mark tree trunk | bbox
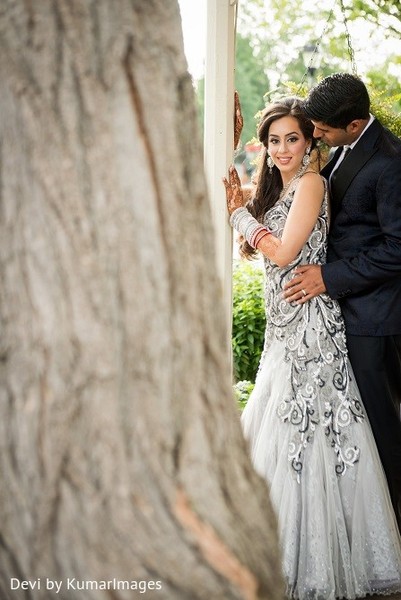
[0,1,284,598]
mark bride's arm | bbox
[257,173,324,267]
[224,166,324,268]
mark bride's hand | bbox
[223,165,244,215]
[234,91,243,150]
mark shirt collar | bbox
[348,113,375,150]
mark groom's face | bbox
[310,119,367,148]
[310,121,352,148]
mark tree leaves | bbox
[232,261,266,382]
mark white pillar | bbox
[204,0,237,344]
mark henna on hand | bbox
[234,91,243,150]
[223,165,244,215]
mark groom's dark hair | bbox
[303,73,370,129]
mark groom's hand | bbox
[283,264,326,303]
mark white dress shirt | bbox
[330,113,376,181]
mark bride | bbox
[224,96,401,599]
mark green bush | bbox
[369,89,401,138]
[232,260,266,382]
[283,81,401,139]
[233,379,255,411]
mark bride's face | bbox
[267,116,310,181]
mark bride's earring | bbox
[267,154,274,174]
[302,147,311,167]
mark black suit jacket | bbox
[321,119,401,335]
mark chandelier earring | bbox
[302,147,311,167]
[267,154,274,174]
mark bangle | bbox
[230,207,271,248]
[252,229,272,248]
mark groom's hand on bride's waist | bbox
[283,265,326,304]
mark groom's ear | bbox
[346,120,364,135]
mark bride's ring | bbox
[301,289,307,297]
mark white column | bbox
[204,0,237,343]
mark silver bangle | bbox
[230,207,265,247]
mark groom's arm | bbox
[284,155,401,303]
[322,155,401,297]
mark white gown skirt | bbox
[241,339,401,600]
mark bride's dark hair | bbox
[240,96,319,259]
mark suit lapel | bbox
[321,146,343,179]
[331,120,382,205]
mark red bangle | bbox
[249,225,268,248]
[252,228,272,248]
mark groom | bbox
[284,73,401,530]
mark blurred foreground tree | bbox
[0,1,284,599]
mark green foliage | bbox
[275,79,401,139]
[235,33,270,146]
[348,0,401,37]
[233,380,255,411]
[195,33,269,147]
[232,261,266,383]
[194,1,401,152]
[195,77,205,139]
[367,69,401,111]
[237,0,401,92]
[370,89,401,137]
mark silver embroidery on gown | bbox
[241,176,401,600]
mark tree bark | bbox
[0,1,284,598]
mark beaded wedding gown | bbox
[241,175,401,600]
